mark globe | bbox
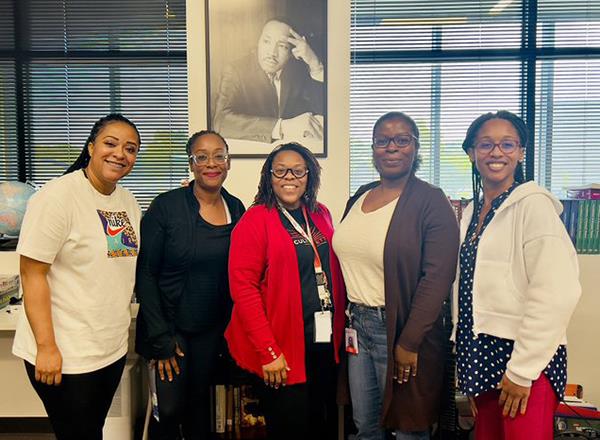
[0,181,37,237]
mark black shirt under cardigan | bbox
[278,207,333,348]
[135,183,245,360]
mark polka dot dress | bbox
[456,183,567,399]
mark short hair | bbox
[372,111,422,173]
[185,130,228,156]
[461,110,527,207]
[64,113,140,175]
[254,142,321,212]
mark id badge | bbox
[314,310,332,343]
[345,327,359,354]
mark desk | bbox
[0,304,143,439]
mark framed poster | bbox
[206,0,327,157]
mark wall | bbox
[566,255,600,404]
[186,0,351,219]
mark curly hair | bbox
[461,110,527,208]
[253,142,321,212]
[64,113,141,175]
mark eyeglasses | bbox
[189,152,229,166]
[372,134,418,149]
[270,167,309,179]
[474,138,520,154]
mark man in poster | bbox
[213,19,324,144]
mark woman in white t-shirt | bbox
[12,114,142,440]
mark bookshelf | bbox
[209,353,267,440]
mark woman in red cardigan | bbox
[225,142,346,439]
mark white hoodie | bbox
[451,181,581,387]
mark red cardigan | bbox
[225,203,346,385]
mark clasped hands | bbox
[262,353,290,389]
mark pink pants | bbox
[474,374,558,440]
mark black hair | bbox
[64,113,141,175]
[185,130,229,157]
[372,111,422,173]
[254,142,321,212]
[461,110,527,208]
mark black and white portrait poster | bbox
[206,0,327,157]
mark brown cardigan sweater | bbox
[341,175,459,431]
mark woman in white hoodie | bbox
[454,111,581,439]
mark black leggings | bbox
[258,343,338,440]
[150,327,222,440]
[25,355,126,440]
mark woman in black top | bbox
[135,130,245,439]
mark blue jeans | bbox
[347,303,430,440]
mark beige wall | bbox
[566,255,600,404]
[186,0,350,220]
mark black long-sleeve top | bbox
[135,183,245,359]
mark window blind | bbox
[0,1,17,182]
[10,0,188,209]
[351,0,600,198]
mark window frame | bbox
[350,0,600,194]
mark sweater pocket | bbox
[474,260,523,317]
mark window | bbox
[351,0,600,198]
[2,0,188,209]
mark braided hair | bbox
[461,110,527,210]
[64,114,141,175]
[254,142,321,212]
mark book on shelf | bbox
[560,199,600,254]
[215,384,227,434]
[566,183,600,200]
[212,384,266,438]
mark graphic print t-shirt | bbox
[278,207,333,347]
[13,170,141,373]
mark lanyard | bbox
[278,203,332,309]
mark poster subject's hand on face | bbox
[281,112,323,141]
[288,28,322,74]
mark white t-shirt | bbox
[332,190,397,307]
[12,170,141,374]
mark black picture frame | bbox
[205,0,328,158]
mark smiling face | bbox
[86,121,139,190]
[271,149,308,210]
[189,133,230,192]
[468,118,524,193]
[257,20,292,75]
[372,118,418,181]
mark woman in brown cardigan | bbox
[333,111,459,439]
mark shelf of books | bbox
[209,353,267,440]
[449,183,600,255]
[561,184,600,255]
[210,384,266,439]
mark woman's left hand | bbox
[393,345,418,384]
[498,374,531,418]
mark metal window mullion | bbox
[523,0,537,182]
